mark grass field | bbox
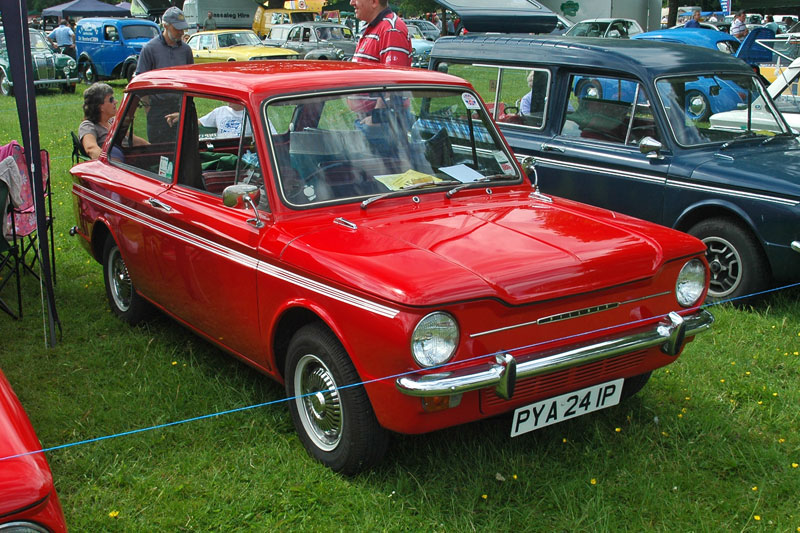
[1,83,799,531]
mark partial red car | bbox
[0,370,67,532]
[70,61,713,474]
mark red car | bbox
[70,61,713,474]
[0,370,67,532]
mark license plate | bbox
[510,378,624,437]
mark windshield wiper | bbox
[445,174,515,198]
[360,180,448,209]
[719,131,763,150]
[761,131,798,146]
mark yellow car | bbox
[186,30,298,62]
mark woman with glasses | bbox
[79,82,118,160]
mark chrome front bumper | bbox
[396,309,714,400]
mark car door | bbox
[531,73,669,223]
[146,94,267,358]
[284,26,304,53]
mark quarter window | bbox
[443,63,550,129]
[109,90,181,183]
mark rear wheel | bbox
[688,217,768,302]
[81,59,97,84]
[102,237,151,324]
[124,63,136,82]
[285,323,388,475]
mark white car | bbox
[709,55,800,132]
[564,18,643,38]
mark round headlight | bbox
[676,258,706,307]
[411,312,459,368]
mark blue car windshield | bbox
[656,73,788,146]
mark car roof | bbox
[77,17,157,25]
[127,61,468,99]
[573,18,635,23]
[192,29,258,35]
[430,34,752,78]
[632,28,738,47]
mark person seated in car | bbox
[80,83,146,160]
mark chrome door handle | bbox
[147,198,173,212]
[541,143,565,153]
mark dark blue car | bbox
[430,35,799,301]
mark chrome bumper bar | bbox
[396,309,714,400]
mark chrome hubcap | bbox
[294,354,342,451]
[703,236,741,298]
[108,248,132,311]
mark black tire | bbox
[124,63,136,83]
[685,89,710,121]
[285,323,388,475]
[621,372,651,401]
[102,237,151,325]
[62,83,76,93]
[688,217,768,302]
[0,70,13,96]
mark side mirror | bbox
[223,183,264,228]
[639,136,664,159]
[521,156,538,188]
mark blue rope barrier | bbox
[3,280,799,464]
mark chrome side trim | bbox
[73,185,400,319]
[396,309,714,398]
[532,155,799,207]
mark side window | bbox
[104,25,118,41]
[199,34,213,49]
[562,75,660,146]
[288,27,301,41]
[109,91,182,182]
[184,96,267,209]
[443,63,549,129]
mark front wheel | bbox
[285,323,388,475]
[687,217,768,302]
[102,237,151,324]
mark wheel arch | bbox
[272,305,331,381]
[673,200,772,275]
[88,219,114,264]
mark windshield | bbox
[656,73,788,146]
[266,88,521,207]
[28,30,52,50]
[121,24,159,40]
[218,31,262,47]
[566,21,610,37]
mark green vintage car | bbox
[0,27,79,96]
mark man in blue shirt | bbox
[684,10,702,28]
[48,19,75,58]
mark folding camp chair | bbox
[3,143,56,284]
[71,131,89,165]
[0,180,22,319]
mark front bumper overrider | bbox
[396,309,714,400]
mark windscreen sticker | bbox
[158,156,173,179]
[462,92,481,110]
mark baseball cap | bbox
[163,7,189,30]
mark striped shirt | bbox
[352,8,412,67]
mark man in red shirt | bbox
[351,0,412,66]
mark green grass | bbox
[1,85,800,531]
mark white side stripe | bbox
[73,185,401,319]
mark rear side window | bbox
[442,63,550,129]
